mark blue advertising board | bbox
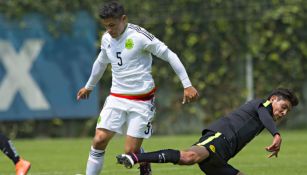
[0,12,99,120]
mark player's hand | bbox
[77,87,92,100]
[265,134,282,158]
[267,150,279,158]
[182,86,199,104]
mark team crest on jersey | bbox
[97,115,101,124]
[209,145,216,153]
[125,38,134,49]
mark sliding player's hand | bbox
[182,86,199,104]
[267,150,279,158]
[265,134,282,158]
[77,87,92,100]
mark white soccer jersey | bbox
[85,23,191,95]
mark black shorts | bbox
[193,130,239,175]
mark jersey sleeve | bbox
[84,50,108,90]
[257,105,279,136]
[85,36,110,90]
[143,35,168,58]
[159,49,192,88]
[142,35,192,88]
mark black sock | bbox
[0,133,20,164]
[132,149,180,164]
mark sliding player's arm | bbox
[258,106,281,158]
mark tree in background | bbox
[0,0,306,136]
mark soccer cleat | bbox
[15,158,31,175]
[116,154,135,169]
[139,162,152,175]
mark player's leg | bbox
[178,145,210,165]
[0,133,20,164]
[116,130,211,168]
[86,128,115,175]
[124,98,155,175]
[237,172,245,175]
[196,130,240,175]
[117,146,209,167]
[0,133,31,175]
[118,97,181,170]
[118,109,182,168]
[138,146,152,175]
[86,96,127,175]
[124,136,154,175]
[117,149,181,167]
[124,135,143,153]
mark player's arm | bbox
[143,35,199,104]
[258,106,282,158]
[266,133,281,158]
[77,50,108,100]
[159,49,199,104]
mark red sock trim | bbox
[131,153,139,163]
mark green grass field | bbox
[0,130,306,175]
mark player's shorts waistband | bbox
[110,87,157,101]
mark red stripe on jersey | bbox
[110,87,157,101]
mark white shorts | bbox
[96,95,156,138]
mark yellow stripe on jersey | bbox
[263,100,271,107]
[196,132,222,146]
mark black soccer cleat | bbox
[139,162,152,175]
[116,154,135,169]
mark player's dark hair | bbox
[267,88,299,107]
[99,1,125,19]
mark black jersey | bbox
[206,99,279,159]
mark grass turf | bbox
[0,130,306,175]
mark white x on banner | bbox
[0,39,50,111]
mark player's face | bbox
[271,96,292,121]
[101,15,127,38]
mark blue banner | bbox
[0,12,99,120]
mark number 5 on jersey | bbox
[116,52,122,66]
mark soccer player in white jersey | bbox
[76,1,199,175]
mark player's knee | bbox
[180,151,201,165]
[92,133,109,149]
